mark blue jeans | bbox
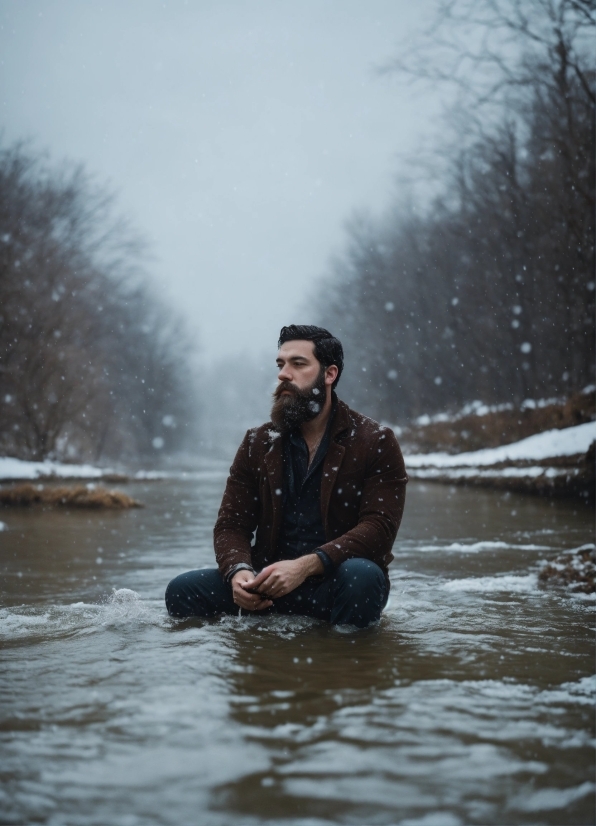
[165,558,389,628]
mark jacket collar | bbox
[329,394,352,441]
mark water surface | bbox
[1,471,594,825]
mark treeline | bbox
[317,0,594,422]
[0,143,198,462]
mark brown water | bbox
[0,469,594,826]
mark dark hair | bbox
[278,325,344,389]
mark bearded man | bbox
[165,325,408,628]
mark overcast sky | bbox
[0,0,441,363]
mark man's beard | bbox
[270,369,326,432]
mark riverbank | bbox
[396,387,595,453]
[1,389,594,501]
[0,483,143,509]
[0,456,163,483]
[403,422,595,501]
[395,388,595,501]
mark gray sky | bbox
[0,0,440,362]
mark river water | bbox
[0,468,594,826]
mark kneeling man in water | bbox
[166,325,408,628]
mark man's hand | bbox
[245,555,324,600]
[231,569,273,612]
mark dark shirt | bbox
[277,404,336,576]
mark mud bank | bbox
[0,483,143,509]
[539,544,596,594]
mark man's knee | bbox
[165,568,228,618]
[335,558,386,594]
[165,572,191,617]
[332,558,388,626]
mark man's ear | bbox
[325,365,339,385]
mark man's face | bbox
[270,340,328,431]
[275,340,322,393]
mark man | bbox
[165,325,408,628]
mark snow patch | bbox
[409,395,576,428]
[410,466,574,480]
[405,422,596,468]
[0,456,109,480]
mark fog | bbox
[1,1,592,463]
[0,0,440,364]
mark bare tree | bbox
[0,142,199,462]
[315,0,594,422]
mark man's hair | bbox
[278,325,344,389]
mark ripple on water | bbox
[0,478,594,825]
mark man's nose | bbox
[277,364,293,382]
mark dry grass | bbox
[0,483,143,509]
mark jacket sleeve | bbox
[213,430,260,580]
[318,428,408,570]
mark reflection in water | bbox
[0,475,594,825]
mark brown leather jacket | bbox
[213,397,408,583]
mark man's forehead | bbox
[277,340,316,359]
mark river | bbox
[0,468,594,826]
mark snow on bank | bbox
[409,385,595,428]
[0,457,221,482]
[404,422,596,468]
[0,456,110,481]
[1,420,594,483]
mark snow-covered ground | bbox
[403,421,596,468]
[0,457,110,481]
[0,457,229,482]
[0,421,593,483]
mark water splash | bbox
[0,588,160,642]
[97,587,151,625]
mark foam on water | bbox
[416,540,551,553]
[217,612,318,638]
[399,813,463,826]
[0,609,51,638]
[541,674,596,706]
[443,573,539,593]
[453,675,596,707]
[509,781,596,812]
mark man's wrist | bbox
[314,549,334,577]
[226,563,255,583]
[300,553,325,577]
